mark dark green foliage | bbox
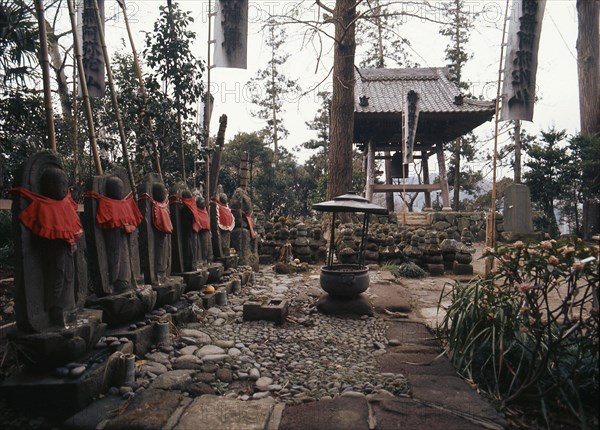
[0,0,38,86]
[144,2,204,118]
[220,132,313,217]
[144,2,205,182]
[523,129,570,237]
[439,0,481,210]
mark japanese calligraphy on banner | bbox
[78,0,105,97]
[501,0,546,122]
[403,90,420,163]
[213,0,248,69]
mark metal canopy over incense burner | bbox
[312,193,388,298]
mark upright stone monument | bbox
[10,150,104,367]
[169,184,209,290]
[502,183,540,241]
[83,168,156,325]
[209,189,237,269]
[137,174,184,307]
[230,186,258,270]
[196,194,224,283]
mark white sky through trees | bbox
[96,0,579,178]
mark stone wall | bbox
[254,211,503,266]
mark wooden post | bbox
[422,150,432,210]
[384,150,394,211]
[205,0,215,204]
[487,0,511,276]
[72,40,79,185]
[91,0,136,196]
[34,0,56,151]
[365,140,375,201]
[67,0,102,175]
[436,144,451,210]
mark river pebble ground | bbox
[120,267,410,404]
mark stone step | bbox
[395,212,430,226]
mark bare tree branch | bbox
[315,0,334,15]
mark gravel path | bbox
[128,268,410,404]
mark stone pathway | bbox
[64,252,507,430]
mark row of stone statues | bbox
[10,151,258,366]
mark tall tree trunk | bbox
[46,21,72,120]
[576,0,600,135]
[327,0,356,200]
[271,32,279,165]
[209,115,228,197]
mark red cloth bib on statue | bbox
[11,187,83,246]
[243,212,257,240]
[212,198,235,231]
[85,191,142,233]
[181,197,210,232]
[152,199,173,234]
[196,207,210,231]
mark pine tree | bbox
[356,0,413,68]
[246,20,300,165]
[439,0,479,210]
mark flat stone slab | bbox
[385,321,439,347]
[104,389,185,430]
[378,352,457,377]
[316,295,373,316]
[174,395,276,430]
[279,396,370,430]
[370,396,486,430]
[63,395,125,430]
[369,278,413,313]
[409,374,506,427]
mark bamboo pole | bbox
[204,0,214,204]
[72,41,79,185]
[34,0,56,151]
[401,112,407,224]
[67,0,102,175]
[90,0,136,197]
[487,0,511,276]
[118,0,162,180]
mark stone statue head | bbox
[152,182,168,202]
[105,176,125,200]
[40,167,68,200]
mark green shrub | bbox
[393,262,428,279]
[437,239,599,428]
